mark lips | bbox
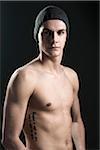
[49,46,60,49]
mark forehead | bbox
[40,19,66,31]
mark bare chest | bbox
[28,73,74,113]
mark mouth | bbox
[49,47,60,50]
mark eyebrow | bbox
[43,28,66,32]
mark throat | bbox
[39,53,63,74]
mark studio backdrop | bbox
[1,1,99,149]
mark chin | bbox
[49,51,61,57]
[43,49,62,58]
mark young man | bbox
[2,5,86,150]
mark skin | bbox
[2,19,86,150]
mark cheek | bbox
[61,37,66,47]
[42,36,50,47]
[38,33,48,46]
[43,36,50,44]
[40,38,49,49]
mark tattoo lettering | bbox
[29,112,38,141]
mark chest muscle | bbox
[28,74,74,112]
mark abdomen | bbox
[23,109,72,150]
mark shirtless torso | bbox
[23,59,74,150]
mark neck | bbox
[39,52,63,74]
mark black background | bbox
[1,1,99,149]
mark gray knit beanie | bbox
[33,5,70,42]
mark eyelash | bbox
[58,31,65,35]
[43,31,65,36]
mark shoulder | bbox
[5,61,40,104]
[63,66,78,80]
[62,66,79,92]
[7,57,42,91]
[7,64,37,90]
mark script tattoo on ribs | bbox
[29,112,37,141]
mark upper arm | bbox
[71,70,82,122]
[2,69,35,140]
[64,66,82,122]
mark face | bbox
[38,19,67,58]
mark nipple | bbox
[46,102,52,107]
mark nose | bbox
[51,32,59,43]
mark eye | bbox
[57,30,66,35]
[43,30,52,36]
